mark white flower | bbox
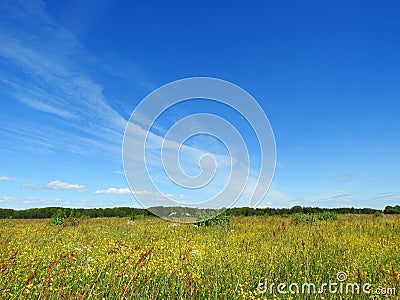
[84,257,92,272]
[74,246,91,252]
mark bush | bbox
[292,213,316,224]
[50,209,78,226]
[317,212,338,221]
[50,209,66,226]
[196,212,231,227]
[130,214,145,220]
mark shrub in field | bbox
[196,212,231,226]
[374,211,384,217]
[317,212,338,221]
[292,213,316,224]
[50,209,78,226]
[50,209,66,225]
[130,214,145,220]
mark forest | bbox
[0,205,399,219]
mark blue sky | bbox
[0,0,399,209]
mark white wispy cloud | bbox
[44,180,84,190]
[0,1,282,209]
[94,187,131,195]
[329,173,355,182]
[308,190,350,202]
[287,190,354,208]
[16,94,80,120]
[0,195,73,208]
[123,119,284,208]
[0,0,128,157]
[369,193,400,202]
[0,196,14,202]
[296,190,352,205]
[22,183,38,189]
[0,176,12,181]
[261,188,294,208]
[94,187,155,195]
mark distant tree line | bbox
[227,205,398,216]
[0,207,153,219]
[383,205,400,214]
[0,205,399,219]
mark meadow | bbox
[0,215,399,299]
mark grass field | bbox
[0,215,399,299]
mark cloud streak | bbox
[44,180,84,190]
[93,187,158,195]
[369,193,400,202]
[94,187,131,195]
[0,196,14,202]
[22,184,38,189]
[0,1,284,209]
[0,0,127,158]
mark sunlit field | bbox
[1,215,399,299]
